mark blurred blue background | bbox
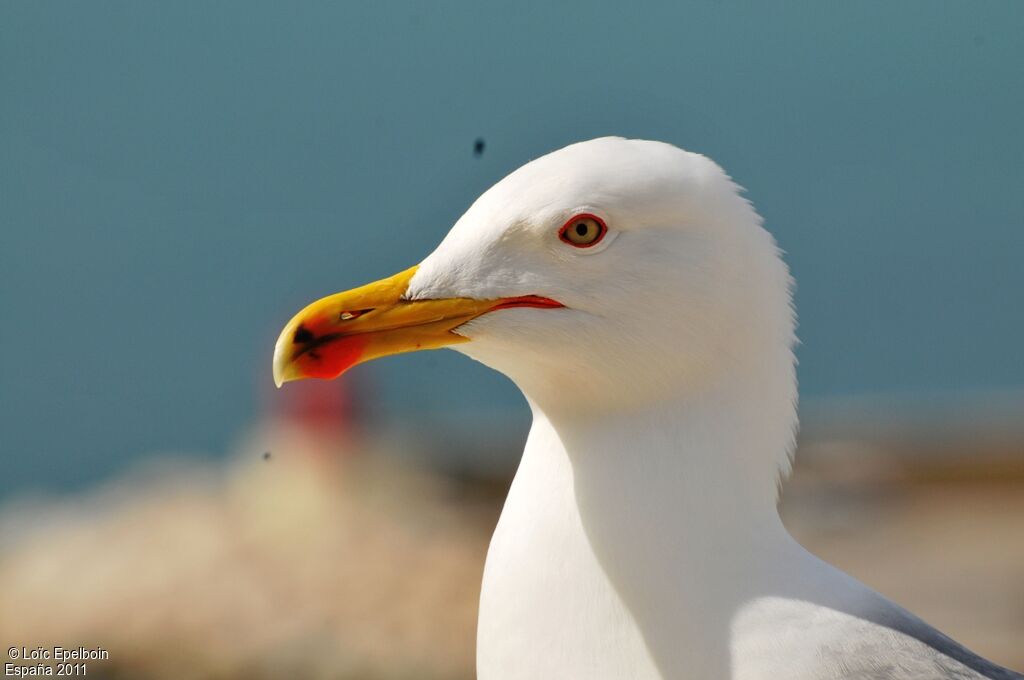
[2,1,1023,497]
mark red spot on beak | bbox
[290,315,373,381]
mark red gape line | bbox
[489,295,565,311]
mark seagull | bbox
[273,138,1022,680]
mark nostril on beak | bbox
[340,308,374,321]
[293,325,315,345]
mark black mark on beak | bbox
[293,325,315,345]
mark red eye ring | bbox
[558,213,608,248]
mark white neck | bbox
[477,367,828,679]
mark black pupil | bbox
[575,222,589,237]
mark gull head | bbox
[274,137,796,421]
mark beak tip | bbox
[272,336,291,389]
[271,361,286,388]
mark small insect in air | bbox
[262,451,272,461]
[473,137,486,158]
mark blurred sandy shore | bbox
[1,423,1022,678]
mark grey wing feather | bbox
[825,602,1024,680]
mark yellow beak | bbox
[272,265,562,387]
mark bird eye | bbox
[558,214,607,248]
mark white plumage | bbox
[402,138,1020,679]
